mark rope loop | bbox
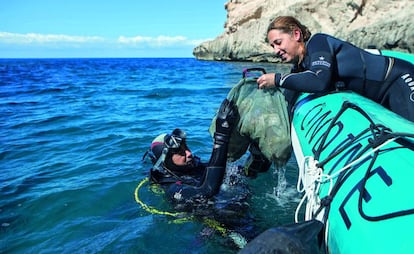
[295,156,326,222]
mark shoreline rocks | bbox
[193,0,414,62]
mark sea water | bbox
[0,58,300,253]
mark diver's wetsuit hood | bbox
[150,155,203,184]
[164,152,199,173]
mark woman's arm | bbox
[278,50,333,92]
[259,34,336,93]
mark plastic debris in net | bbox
[210,77,291,166]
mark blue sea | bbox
[0,58,300,253]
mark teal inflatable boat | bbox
[291,50,414,253]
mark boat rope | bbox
[357,138,414,222]
[295,156,331,222]
[134,177,248,249]
[295,101,414,225]
[294,100,414,252]
[295,137,397,223]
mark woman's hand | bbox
[257,73,276,89]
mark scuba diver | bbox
[142,98,264,245]
[143,98,239,208]
[143,98,273,210]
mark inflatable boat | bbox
[239,49,414,254]
[291,50,414,253]
[291,91,414,253]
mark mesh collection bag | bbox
[210,69,291,166]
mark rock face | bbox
[193,0,414,62]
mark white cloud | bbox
[117,35,210,48]
[0,32,104,44]
[0,32,210,48]
[0,31,211,57]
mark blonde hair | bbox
[267,16,312,42]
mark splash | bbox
[221,161,247,190]
[275,166,287,197]
[265,166,300,207]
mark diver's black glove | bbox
[214,99,238,145]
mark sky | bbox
[0,0,227,58]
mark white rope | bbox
[295,156,331,223]
[324,137,397,181]
[294,137,397,224]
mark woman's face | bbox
[267,29,302,64]
[171,147,193,166]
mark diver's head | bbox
[148,128,195,171]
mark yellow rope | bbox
[134,177,247,248]
[134,177,183,217]
[134,178,227,231]
[202,217,247,248]
[202,218,227,236]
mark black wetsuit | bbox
[277,33,414,122]
[151,139,229,206]
[148,98,240,213]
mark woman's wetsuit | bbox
[276,33,414,122]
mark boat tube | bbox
[240,50,414,254]
[290,49,414,253]
[291,90,414,253]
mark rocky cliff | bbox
[193,0,414,62]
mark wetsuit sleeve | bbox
[277,34,335,93]
[165,144,228,202]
